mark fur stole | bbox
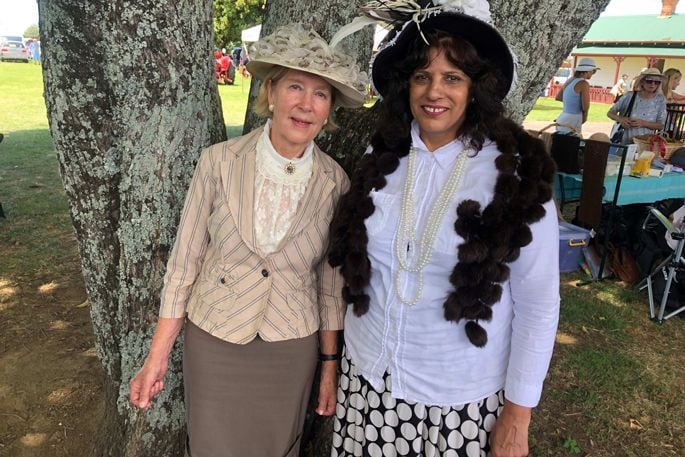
[329,119,555,347]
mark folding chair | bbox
[665,103,685,141]
[642,207,685,322]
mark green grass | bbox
[2,62,684,456]
[216,72,250,138]
[0,62,74,277]
[525,96,613,123]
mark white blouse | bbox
[254,120,313,255]
[344,121,560,408]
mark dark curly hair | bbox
[329,31,555,347]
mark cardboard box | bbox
[559,221,591,273]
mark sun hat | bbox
[333,0,517,100]
[246,23,368,108]
[639,68,666,80]
[574,57,599,72]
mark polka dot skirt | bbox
[331,348,504,457]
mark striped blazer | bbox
[159,127,349,343]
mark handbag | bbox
[609,91,638,144]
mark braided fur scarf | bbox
[329,119,555,347]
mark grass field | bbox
[1,62,684,456]
[217,72,251,138]
[524,96,613,123]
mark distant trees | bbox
[23,24,39,39]
[213,0,265,49]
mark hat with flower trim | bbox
[331,0,517,100]
[246,23,368,108]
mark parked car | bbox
[0,40,29,62]
[0,35,24,44]
[552,67,572,85]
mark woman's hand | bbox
[489,400,532,457]
[619,116,632,128]
[130,352,169,409]
[315,361,338,416]
[129,317,184,409]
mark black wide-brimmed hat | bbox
[332,0,517,100]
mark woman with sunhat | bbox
[129,23,367,457]
[328,1,560,455]
[555,57,599,136]
[607,67,667,144]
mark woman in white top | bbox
[555,58,598,136]
[128,24,367,457]
[607,68,667,144]
[328,1,560,456]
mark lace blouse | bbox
[254,120,313,255]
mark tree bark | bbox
[38,0,224,455]
[38,0,609,455]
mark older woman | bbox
[328,1,560,456]
[608,68,667,144]
[129,24,367,457]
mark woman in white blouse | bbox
[129,24,367,457]
[328,1,560,456]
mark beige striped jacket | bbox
[159,127,349,343]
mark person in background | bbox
[662,68,685,103]
[129,23,367,457]
[31,41,40,64]
[607,67,667,144]
[328,1,560,456]
[218,49,233,85]
[213,48,222,81]
[610,73,629,102]
[555,57,598,136]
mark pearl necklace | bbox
[394,145,471,305]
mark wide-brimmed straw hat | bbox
[331,0,517,99]
[246,24,368,108]
[639,68,666,79]
[574,57,599,72]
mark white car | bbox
[0,40,29,62]
[552,67,571,85]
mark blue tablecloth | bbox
[557,171,685,205]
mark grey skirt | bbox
[184,321,318,457]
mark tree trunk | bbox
[38,0,225,455]
[38,0,609,455]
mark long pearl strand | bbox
[394,145,471,305]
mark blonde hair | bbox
[252,65,339,132]
[662,68,682,101]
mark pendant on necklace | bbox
[284,162,296,175]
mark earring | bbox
[268,104,274,112]
[323,118,328,125]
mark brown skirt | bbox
[183,321,318,457]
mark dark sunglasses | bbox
[643,79,662,85]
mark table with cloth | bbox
[555,171,685,206]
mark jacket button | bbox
[220,277,226,284]
[261,269,269,277]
